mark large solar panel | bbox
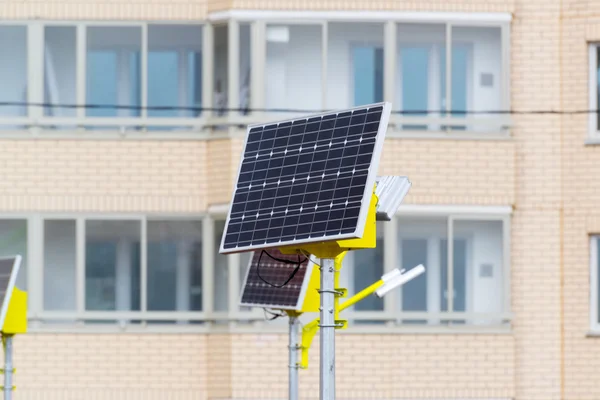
[240,249,314,310]
[220,102,391,254]
[0,256,21,329]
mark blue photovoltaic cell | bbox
[221,103,389,253]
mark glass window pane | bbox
[453,220,504,317]
[44,26,77,118]
[440,239,467,312]
[85,220,140,311]
[239,251,253,312]
[0,220,27,290]
[86,27,141,117]
[352,240,384,312]
[214,221,228,312]
[147,25,203,119]
[147,220,202,311]
[451,26,502,131]
[213,26,228,116]
[265,24,322,115]
[396,24,445,131]
[597,238,600,324]
[44,220,76,311]
[326,23,384,109]
[0,26,27,118]
[239,24,251,115]
[597,48,600,131]
[397,217,447,324]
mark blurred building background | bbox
[0,0,597,399]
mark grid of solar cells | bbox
[222,104,388,252]
[240,249,311,310]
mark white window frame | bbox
[383,206,512,328]
[0,21,210,136]
[589,44,600,139]
[591,236,600,332]
[26,205,511,332]
[219,11,511,137]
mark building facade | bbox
[0,0,597,399]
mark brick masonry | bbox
[0,0,598,399]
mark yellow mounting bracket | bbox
[2,288,27,335]
[298,277,386,369]
[279,190,380,369]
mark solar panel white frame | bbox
[0,255,21,330]
[239,251,316,311]
[219,102,392,254]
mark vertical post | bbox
[289,316,300,400]
[319,258,335,400]
[4,335,13,400]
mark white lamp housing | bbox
[374,176,412,221]
[375,264,425,298]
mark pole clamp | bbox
[318,289,344,296]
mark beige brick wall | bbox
[559,5,600,399]
[229,333,515,399]
[13,333,208,400]
[380,139,515,206]
[0,140,207,213]
[0,136,513,213]
[0,0,517,19]
[0,0,208,20]
[213,0,515,13]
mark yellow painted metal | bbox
[276,190,381,369]
[339,280,384,312]
[299,319,319,369]
[299,278,385,369]
[2,288,27,334]
[333,252,347,329]
[298,261,321,313]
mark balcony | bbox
[0,14,510,137]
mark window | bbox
[0,220,27,291]
[327,23,384,109]
[396,24,502,132]
[591,236,600,331]
[42,217,205,319]
[86,27,142,118]
[589,45,600,136]
[85,220,141,311]
[214,220,228,312]
[35,211,508,329]
[44,220,76,311]
[147,25,203,119]
[39,23,203,129]
[265,24,323,113]
[0,26,27,119]
[397,217,506,325]
[44,26,77,118]
[147,220,203,311]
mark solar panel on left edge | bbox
[240,249,312,310]
[0,256,19,328]
[220,102,390,254]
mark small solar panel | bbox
[220,102,391,254]
[240,249,314,310]
[0,256,21,329]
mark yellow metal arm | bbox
[299,278,384,369]
[339,279,384,312]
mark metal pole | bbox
[4,335,12,400]
[289,316,300,400]
[319,258,335,400]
